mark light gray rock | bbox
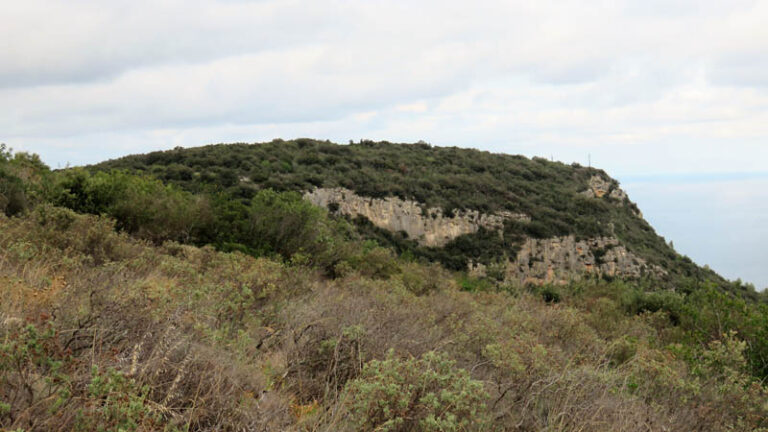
[304,187,529,247]
[583,175,612,198]
[305,188,661,284]
[582,175,628,200]
[582,175,641,216]
[609,188,627,200]
[505,235,666,285]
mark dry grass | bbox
[1,207,766,431]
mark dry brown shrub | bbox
[396,261,456,295]
[280,278,445,404]
[2,209,766,432]
[0,209,311,431]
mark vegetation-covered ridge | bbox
[95,139,734,290]
[1,142,767,431]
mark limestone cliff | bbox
[503,236,666,285]
[306,187,663,284]
[304,187,529,247]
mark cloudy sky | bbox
[2,0,767,288]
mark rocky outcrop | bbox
[582,175,629,200]
[581,175,641,217]
[304,188,529,247]
[505,236,665,285]
[582,175,612,198]
[609,187,627,200]
[306,188,660,284]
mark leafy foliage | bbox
[96,140,610,237]
[1,142,767,431]
[245,189,354,268]
[0,144,50,216]
[49,168,362,273]
[52,168,209,244]
[345,350,488,432]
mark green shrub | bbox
[621,288,682,324]
[398,262,453,295]
[535,284,561,303]
[348,241,401,280]
[78,366,160,432]
[247,189,327,257]
[607,337,637,366]
[52,169,208,244]
[0,171,26,216]
[246,189,354,270]
[0,145,51,216]
[345,350,488,432]
[0,323,93,431]
[458,275,493,293]
[31,204,133,265]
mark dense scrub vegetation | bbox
[47,168,372,275]
[94,139,727,289]
[1,206,766,431]
[1,143,767,431]
[0,144,50,217]
[95,140,622,239]
[96,140,600,214]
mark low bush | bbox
[344,350,488,432]
[52,169,210,244]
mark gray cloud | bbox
[0,0,344,88]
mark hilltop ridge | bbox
[95,139,724,291]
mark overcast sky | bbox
[2,0,767,288]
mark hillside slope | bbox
[1,206,766,431]
[96,139,725,290]
[1,142,767,431]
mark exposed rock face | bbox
[609,188,627,200]
[581,175,642,217]
[582,175,629,200]
[583,175,612,198]
[304,188,529,247]
[306,188,660,284]
[506,236,665,285]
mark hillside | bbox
[1,205,767,431]
[96,139,729,291]
[1,141,767,431]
